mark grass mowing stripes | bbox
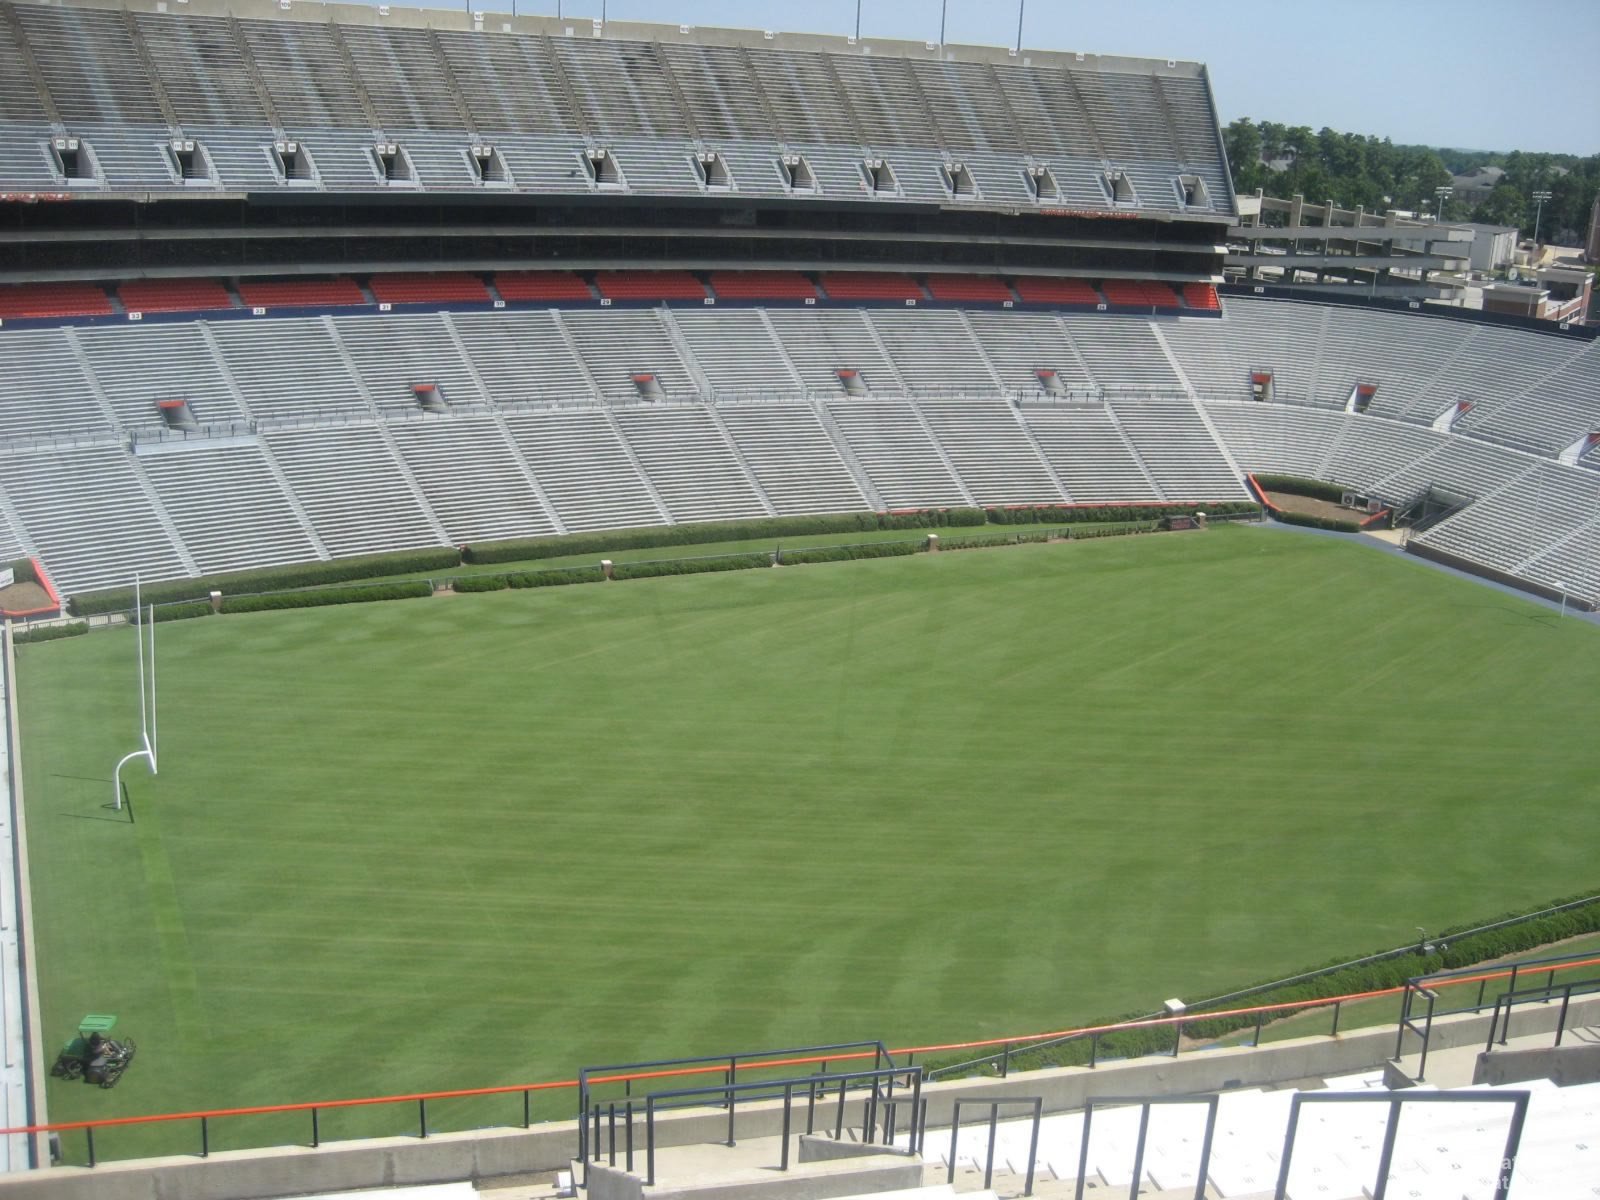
[17,525,1600,1159]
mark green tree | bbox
[1475,182,1527,230]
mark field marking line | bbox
[131,798,208,1041]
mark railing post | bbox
[1000,1041,1010,1078]
[1089,1033,1099,1069]
[645,1098,656,1188]
[523,1089,531,1129]
[1417,991,1437,1082]
[311,1107,320,1148]
[200,1115,209,1158]
[1128,1104,1151,1200]
[626,1100,634,1173]
[806,1078,817,1134]
[608,1103,616,1165]
[946,1103,961,1185]
[418,1098,427,1138]
[834,1076,846,1140]
[1556,986,1572,1047]
[1253,1010,1264,1047]
[780,1083,793,1171]
[983,1103,999,1189]
[1331,999,1342,1037]
[1023,1097,1041,1197]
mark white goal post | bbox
[112,577,158,810]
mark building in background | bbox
[1587,194,1600,263]
[1480,266,1591,325]
[1454,222,1520,274]
[1227,191,1470,300]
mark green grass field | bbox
[16,525,1600,1159]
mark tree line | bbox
[1222,118,1598,245]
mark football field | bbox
[16,525,1600,1157]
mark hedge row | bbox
[463,511,987,566]
[219,582,433,614]
[939,530,1057,551]
[925,889,1600,1076]
[779,541,922,565]
[1253,474,1350,504]
[985,502,1258,525]
[1274,510,1361,534]
[133,601,214,624]
[71,549,461,616]
[1071,521,1160,539]
[453,567,606,593]
[612,553,772,580]
[11,622,87,644]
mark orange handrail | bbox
[6,953,1597,1140]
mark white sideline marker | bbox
[112,576,158,811]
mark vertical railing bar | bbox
[1127,1104,1151,1200]
[86,1126,96,1170]
[626,1100,634,1174]
[983,1103,999,1190]
[780,1083,793,1172]
[946,1102,961,1186]
[418,1098,427,1139]
[200,1115,209,1159]
[1272,1093,1303,1200]
[523,1089,531,1129]
[1370,1097,1402,1200]
[312,1107,320,1149]
[1024,1097,1041,1197]
[608,1103,616,1166]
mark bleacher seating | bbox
[236,278,367,310]
[117,278,234,313]
[0,297,1595,607]
[1100,280,1181,309]
[819,273,924,303]
[593,271,706,302]
[368,273,491,306]
[1012,277,1103,306]
[923,275,1013,304]
[493,271,593,303]
[707,272,818,302]
[0,282,113,319]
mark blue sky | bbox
[436,0,1600,155]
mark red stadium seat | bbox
[1098,279,1152,307]
[1012,277,1102,306]
[495,271,593,302]
[593,271,706,301]
[0,282,114,319]
[707,271,819,301]
[924,275,1013,303]
[1182,283,1221,311]
[236,277,367,309]
[117,278,235,313]
[818,272,924,302]
[368,272,491,304]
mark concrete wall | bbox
[2,995,1596,1200]
[1473,1042,1600,1088]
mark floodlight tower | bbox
[1532,189,1553,246]
[112,578,158,810]
[1433,186,1453,222]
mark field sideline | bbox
[16,524,1600,1157]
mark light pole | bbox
[1532,189,1553,246]
[939,0,947,47]
[1015,0,1025,52]
[1433,186,1453,222]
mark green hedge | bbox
[219,581,433,614]
[70,549,462,616]
[986,503,1257,526]
[134,601,213,624]
[1274,510,1361,534]
[940,530,1061,551]
[463,511,986,565]
[611,553,772,581]
[779,541,922,565]
[1071,521,1160,539]
[11,622,87,644]
[1253,474,1350,504]
[453,569,609,593]
[923,888,1600,1075]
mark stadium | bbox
[0,0,1597,1197]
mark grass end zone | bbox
[14,524,1600,1156]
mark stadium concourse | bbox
[0,0,1598,1197]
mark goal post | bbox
[112,577,158,811]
